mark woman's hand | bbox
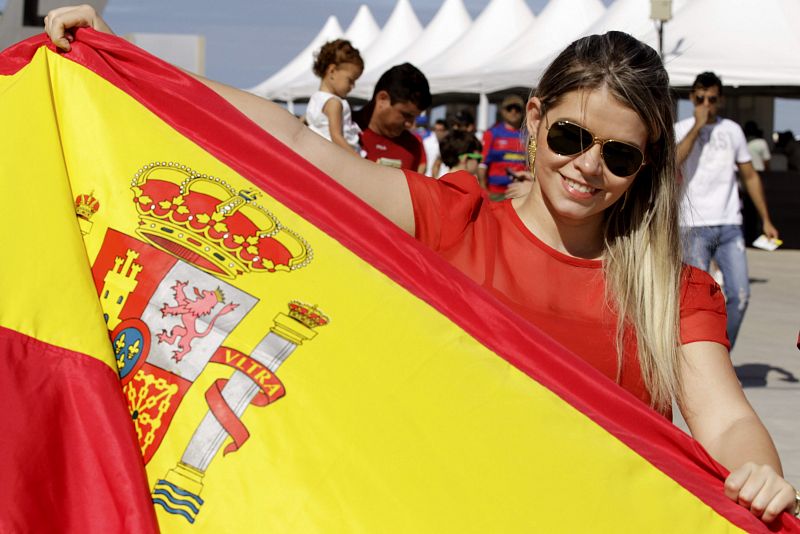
[725,462,797,523]
[44,4,114,51]
[504,179,532,200]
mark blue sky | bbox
[102,0,799,132]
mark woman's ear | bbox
[526,97,543,138]
[326,64,337,77]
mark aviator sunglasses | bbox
[694,94,719,105]
[545,118,646,177]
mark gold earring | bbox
[527,137,537,170]
[527,137,537,181]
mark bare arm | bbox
[738,161,779,239]
[676,126,701,167]
[431,157,442,178]
[44,5,415,235]
[477,130,491,189]
[477,166,488,189]
[321,98,360,157]
[676,105,711,166]
[678,341,796,522]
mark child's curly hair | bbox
[312,39,364,78]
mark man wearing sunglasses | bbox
[478,94,529,201]
[675,71,779,349]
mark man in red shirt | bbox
[353,63,431,173]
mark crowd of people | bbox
[43,4,800,525]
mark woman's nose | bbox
[574,143,603,176]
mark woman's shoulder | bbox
[679,265,726,314]
[404,170,490,248]
[678,265,730,348]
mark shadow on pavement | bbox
[736,363,799,388]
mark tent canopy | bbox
[252,0,800,103]
[352,0,473,98]
[643,0,800,87]
[249,15,342,100]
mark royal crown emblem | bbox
[287,301,329,328]
[131,162,311,279]
[75,191,101,235]
[75,191,100,219]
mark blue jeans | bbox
[682,225,750,349]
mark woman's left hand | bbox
[725,462,797,523]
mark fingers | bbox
[763,224,779,240]
[725,463,796,523]
[759,486,795,523]
[43,4,104,51]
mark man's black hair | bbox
[692,71,723,95]
[373,63,432,109]
[353,63,432,130]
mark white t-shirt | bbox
[305,91,361,152]
[747,137,771,171]
[422,133,449,178]
[675,117,751,227]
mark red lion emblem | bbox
[157,280,238,362]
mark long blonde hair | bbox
[533,32,681,413]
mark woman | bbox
[45,6,798,523]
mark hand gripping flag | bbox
[1,30,798,533]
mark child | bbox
[305,39,364,156]
[438,129,482,178]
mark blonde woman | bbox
[45,6,798,523]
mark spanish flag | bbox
[0,30,796,533]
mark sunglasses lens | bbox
[695,95,718,105]
[547,121,592,156]
[548,121,643,176]
[505,105,522,113]
[602,142,644,176]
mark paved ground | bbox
[673,248,800,486]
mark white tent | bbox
[344,4,381,51]
[642,0,800,87]
[276,5,382,104]
[249,15,343,101]
[488,0,605,73]
[421,0,536,90]
[283,0,424,100]
[353,0,473,97]
[359,0,423,75]
[585,0,688,40]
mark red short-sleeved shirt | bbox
[360,128,426,171]
[406,170,730,407]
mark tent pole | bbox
[477,92,489,134]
